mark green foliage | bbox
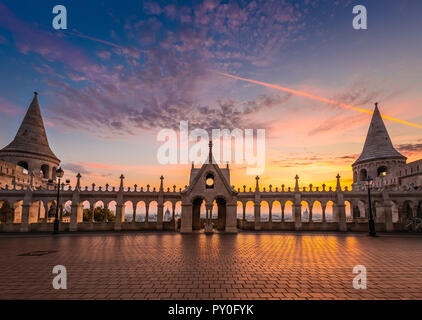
[83,206,115,222]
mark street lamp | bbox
[365,176,377,237]
[53,167,64,234]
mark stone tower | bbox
[0,92,60,180]
[352,103,406,186]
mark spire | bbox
[353,103,406,165]
[0,92,59,162]
[208,140,213,164]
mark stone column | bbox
[309,205,313,223]
[145,203,149,223]
[254,202,261,230]
[322,204,326,223]
[132,203,137,223]
[172,202,176,221]
[281,203,285,222]
[383,202,394,232]
[114,202,123,231]
[90,203,95,223]
[157,203,164,230]
[242,202,246,221]
[225,203,238,233]
[180,203,192,233]
[20,198,31,233]
[293,203,302,230]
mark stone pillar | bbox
[172,202,176,221]
[383,202,394,232]
[269,204,272,222]
[20,203,31,232]
[281,203,285,222]
[157,203,164,230]
[70,174,81,232]
[132,203,137,223]
[309,205,313,223]
[70,203,83,231]
[180,203,192,233]
[335,203,347,231]
[90,203,95,223]
[145,203,149,223]
[242,202,246,221]
[322,205,326,222]
[114,202,123,231]
[293,203,302,230]
[254,202,261,230]
[225,203,237,233]
[294,179,302,230]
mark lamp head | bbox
[56,167,64,178]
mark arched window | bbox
[377,166,388,176]
[205,173,214,189]
[359,169,367,181]
[41,164,49,179]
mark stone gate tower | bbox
[352,103,406,187]
[0,92,60,181]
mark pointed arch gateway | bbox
[180,140,238,233]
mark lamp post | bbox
[365,176,377,237]
[53,167,64,234]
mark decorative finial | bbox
[294,174,299,192]
[34,91,38,96]
[375,102,378,108]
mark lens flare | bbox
[219,72,422,129]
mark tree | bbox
[83,206,115,222]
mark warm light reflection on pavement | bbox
[0,232,421,300]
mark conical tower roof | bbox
[0,92,59,163]
[353,103,405,165]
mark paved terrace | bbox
[0,232,421,300]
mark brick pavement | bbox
[0,232,421,300]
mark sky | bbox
[1,0,422,190]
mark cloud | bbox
[396,144,422,154]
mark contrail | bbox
[219,72,422,129]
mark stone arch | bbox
[174,201,182,220]
[284,200,293,221]
[359,168,367,181]
[40,164,50,179]
[377,165,388,177]
[163,201,173,221]
[123,200,133,222]
[402,200,415,221]
[135,200,146,222]
[62,200,72,222]
[272,201,281,221]
[301,200,310,222]
[245,201,254,221]
[0,200,13,223]
[106,200,116,222]
[17,161,29,174]
[325,201,334,221]
[344,201,352,221]
[311,200,322,222]
[260,201,269,222]
[214,197,227,230]
[192,197,205,230]
[357,200,366,218]
[236,201,243,220]
[81,200,91,222]
[148,201,158,222]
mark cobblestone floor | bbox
[0,232,421,300]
